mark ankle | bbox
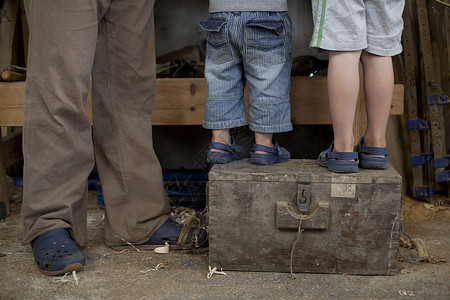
[255,132,273,148]
[211,129,231,145]
[333,141,354,153]
[362,136,386,148]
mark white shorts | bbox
[310,0,405,56]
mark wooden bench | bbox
[0,77,404,216]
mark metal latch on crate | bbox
[296,183,311,213]
[275,201,330,230]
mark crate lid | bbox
[208,159,402,184]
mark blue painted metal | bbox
[408,119,430,130]
[95,172,208,208]
[410,153,433,166]
[12,177,23,187]
[427,94,449,105]
[411,186,434,198]
[434,171,450,183]
[96,186,104,208]
[434,156,450,169]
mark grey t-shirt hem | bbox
[209,0,287,12]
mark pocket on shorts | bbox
[244,19,288,67]
[198,18,232,64]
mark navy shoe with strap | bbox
[32,228,86,276]
[354,137,388,169]
[318,141,359,173]
[249,138,290,165]
[207,137,243,164]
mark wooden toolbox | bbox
[207,159,402,275]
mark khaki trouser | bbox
[22,0,170,247]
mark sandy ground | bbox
[0,188,449,299]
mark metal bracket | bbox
[276,201,330,230]
[408,119,430,130]
[410,153,433,166]
[434,171,450,183]
[296,183,311,213]
[411,186,434,198]
[427,94,449,105]
[434,156,450,169]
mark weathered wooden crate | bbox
[207,159,402,275]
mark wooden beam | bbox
[0,79,404,127]
[403,5,424,192]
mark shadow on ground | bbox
[0,194,449,299]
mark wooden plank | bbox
[417,0,447,196]
[153,78,206,125]
[402,5,424,190]
[417,0,446,159]
[0,0,20,73]
[0,79,404,126]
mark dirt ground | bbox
[0,187,449,299]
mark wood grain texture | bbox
[208,159,402,275]
[402,6,424,189]
[0,79,404,126]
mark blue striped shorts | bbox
[199,11,293,133]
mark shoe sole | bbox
[39,263,85,276]
[249,154,289,165]
[110,244,184,251]
[318,159,358,173]
[359,163,387,170]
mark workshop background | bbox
[0,0,449,299]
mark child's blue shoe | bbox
[207,137,243,164]
[249,138,290,165]
[318,141,359,173]
[354,137,388,169]
[32,228,86,276]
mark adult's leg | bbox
[327,50,362,152]
[360,51,394,149]
[22,0,108,246]
[91,0,170,246]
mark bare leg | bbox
[327,50,362,152]
[210,129,231,152]
[360,51,394,150]
[254,132,274,154]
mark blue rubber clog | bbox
[32,228,86,276]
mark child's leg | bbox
[360,51,394,149]
[210,129,231,152]
[254,132,273,154]
[327,50,362,152]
